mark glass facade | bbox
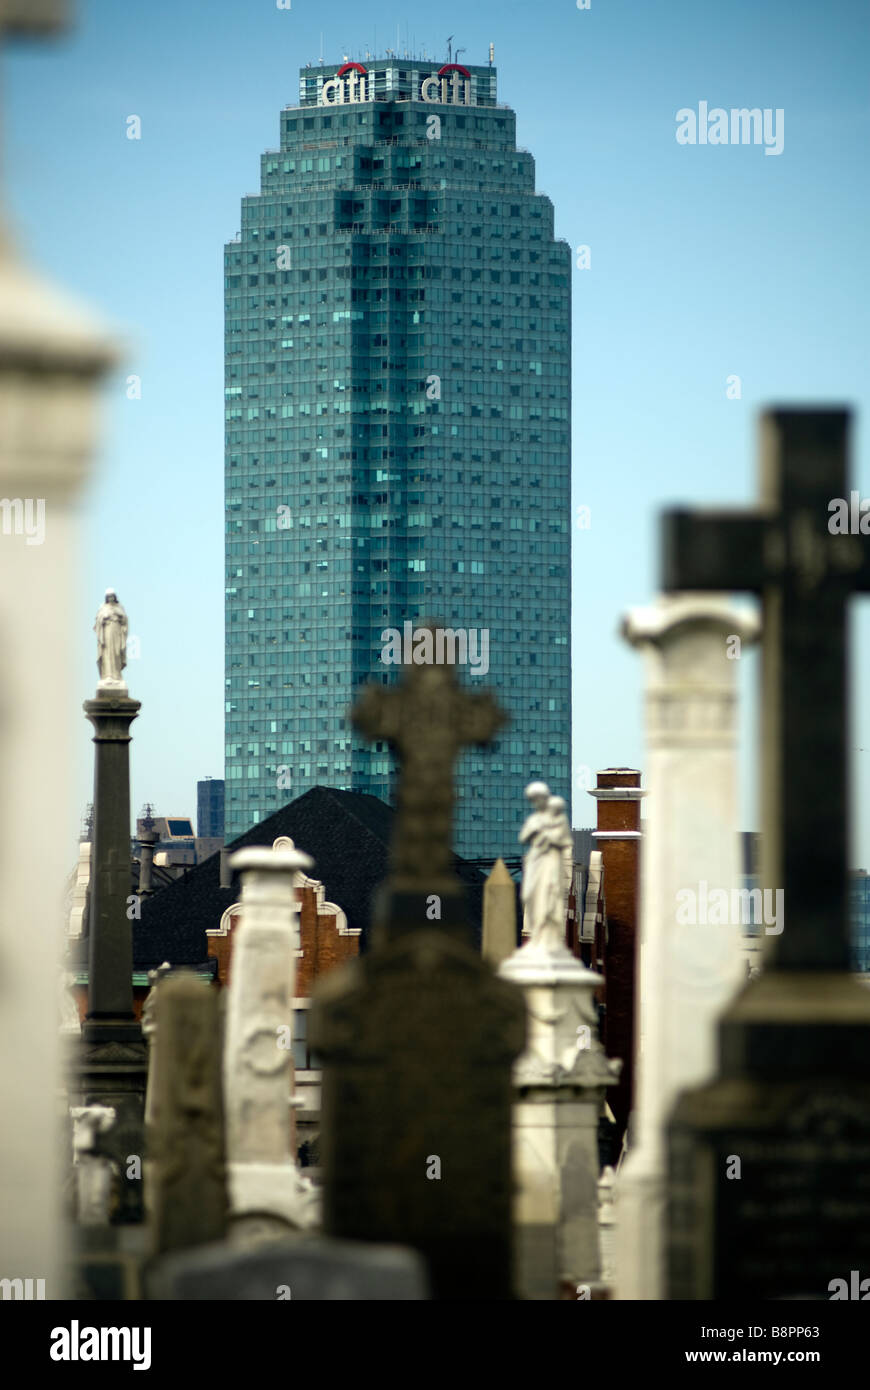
[197,777,225,839]
[224,59,571,859]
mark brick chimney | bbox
[589,768,643,1151]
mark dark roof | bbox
[132,786,486,969]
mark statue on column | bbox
[94,589,128,690]
[519,781,574,953]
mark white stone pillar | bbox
[615,595,758,1299]
[224,845,320,1240]
[499,939,621,1299]
[0,219,115,1292]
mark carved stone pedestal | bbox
[223,846,319,1238]
[499,941,621,1299]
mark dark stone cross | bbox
[661,409,870,1299]
[311,627,525,1298]
[664,409,870,969]
[352,626,506,937]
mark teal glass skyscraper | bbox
[224,57,571,859]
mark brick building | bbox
[587,769,644,1151]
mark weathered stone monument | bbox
[0,0,116,1294]
[70,1104,117,1226]
[616,595,758,1299]
[482,858,518,966]
[147,973,228,1256]
[500,783,621,1298]
[310,633,526,1299]
[662,408,870,1298]
[223,844,319,1240]
[75,592,148,1223]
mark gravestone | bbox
[147,973,228,1257]
[616,595,758,1299]
[70,1105,117,1225]
[310,631,526,1299]
[141,960,171,1134]
[148,1235,429,1301]
[223,844,319,1240]
[0,0,116,1294]
[662,408,870,1298]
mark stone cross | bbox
[661,409,870,1299]
[663,410,870,968]
[351,626,506,898]
[313,637,524,1298]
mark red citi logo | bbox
[318,62,471,107]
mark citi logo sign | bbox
[319,62,471,107]
[0,1276,45,1299]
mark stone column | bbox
[0,4,117,1292]
[223,845,319,1241]
[615,594,758,1299]
[76,687,148,1224]
[499,939,621,1299]
[83,696,140,1022]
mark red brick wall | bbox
[295,886,359,996]
[594,770,642,1149]
[207,884,359,991]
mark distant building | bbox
[133,811,222,872]
[223,55,572,859]
[572,827,595,869]
[849,870,870,972]
[197,777,225,839]
[135,813,197,870]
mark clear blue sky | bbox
[5,0,869,861]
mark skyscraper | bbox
[224,56,571,859]
[197,776,225,839]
